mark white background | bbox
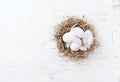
[0,0,120,82]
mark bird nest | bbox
[54,17,99,61]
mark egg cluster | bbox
[62,27,94,51]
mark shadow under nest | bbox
[54,17,99,61]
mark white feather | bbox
[79,30,94,51]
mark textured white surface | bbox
[0,0,120,82]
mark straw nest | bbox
[54,17,99,61]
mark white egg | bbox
[71,27,84,38]
[79,46,87,51]
[84,30,94,48]
[70,38,81,51]
[62,32,75,43]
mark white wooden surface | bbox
[0,0,120,82]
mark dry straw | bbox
[54,16,99,61]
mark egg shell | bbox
[79,46,87,51]
[71,27,84,38]
[70,38,81,51]
[62,32,75,43]
[84,30,94,48]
